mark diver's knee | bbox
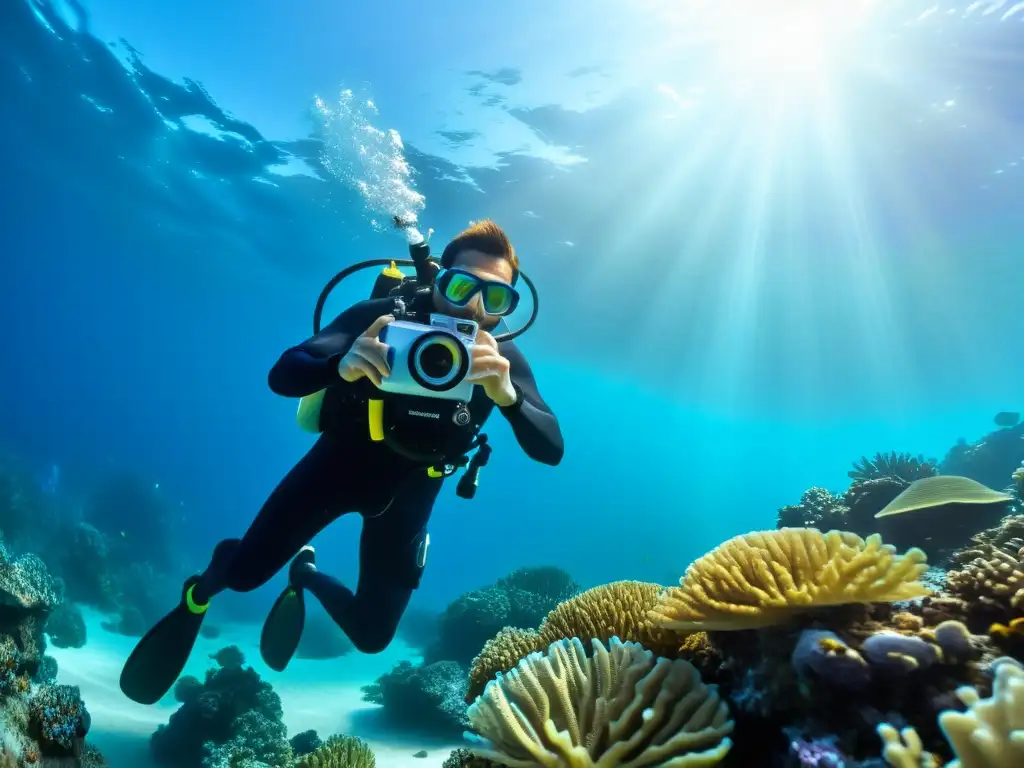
[350,625,397,655]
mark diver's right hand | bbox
[337,314,393,387]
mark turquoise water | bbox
[1,1,1023,766]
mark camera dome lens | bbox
[409,331,469,392]
[419,342,455,379]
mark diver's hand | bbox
[468,331,517,407]
[338,315,393,387]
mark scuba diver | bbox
[119,217,564,705]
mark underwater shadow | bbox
[346,705,462,749]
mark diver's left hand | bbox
[468,331,517,407]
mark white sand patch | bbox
[48,608,462,768]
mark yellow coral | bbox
[877,724,941,768]
[990,617,1024,639]
[466,637,733,768]
[536,580,681,658]
[466,581,686,702]
[297,735,375,768]
[939,658,1024,767]
[650,529,931,631]
[467,627,545,703]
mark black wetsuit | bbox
[193,296,563,653]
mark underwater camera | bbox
[378,313,479,402]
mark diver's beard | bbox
[456,307,500,331]
[437,299,499,330]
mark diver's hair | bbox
[440,219,519,282]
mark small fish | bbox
[994,412,1020,428]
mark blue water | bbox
[1,0,1023,764]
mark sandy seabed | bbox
[48,609,462,768]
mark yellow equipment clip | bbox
[368,399,385,441]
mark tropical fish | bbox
[994,411,1020,428]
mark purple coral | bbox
[861,632,938,675]
[792,629,871,690]
[790,736,848,767]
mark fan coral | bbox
[875,476,1012,519]
[296,734,375,768]
[849,452,937,483]
[466,636,733,767]
[467,627,543,703]
[650,529,931,632]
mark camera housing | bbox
[379,314,479,401]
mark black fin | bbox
[259,587,306,673]
[119,579,206,705]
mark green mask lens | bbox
[444,272,478,303]
[483,284,513,315]
[439,269,520,316]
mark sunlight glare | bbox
[700,0,881,85]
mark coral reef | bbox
[441,749,498,768]
[295,734,375,768]
[45,601,87,649]
[0,522,103,764]
[873,476,1012,555]
[850,452,938,484]
[779,433,1024,562]
[453,505,1024,766]
[0,460,183,637]
[151,645,293,768]
[649,529,931,631]
[289,730,322,757]
[465,579,683,702]
[361,660,468,737]
[426,565,579,665]
[369,566,580,734]
[940,421,1024,492]
[466,636,733,767]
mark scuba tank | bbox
[371,261,407,300]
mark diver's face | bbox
[432,249,516,331]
